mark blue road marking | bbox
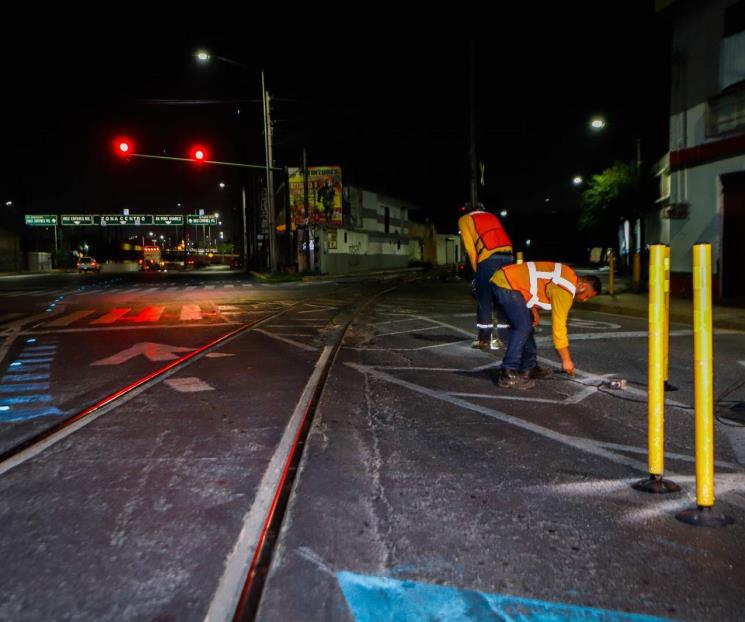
[336,572,674,622]
[7,364,51,372]
[2,373,50,383]
[14,357,54,363]
[1,395,53,405]
[25,338,37,344]
[0,406,64,422]
[0,383,50,393]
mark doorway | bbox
[721,171,745,300]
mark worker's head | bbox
[575,275,601,301]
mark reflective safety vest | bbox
[502,261,577,310]
[470,211,512,254]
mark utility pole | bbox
[242,186,249,272]
[303,147,311,269]
[262,77,278,273]
[469,41,479,210]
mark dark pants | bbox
[475,253,513,342]
[492,284,537,372]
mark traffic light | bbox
[190,145,208,163]
[114,137,134,157]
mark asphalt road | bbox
[1,271,744,621]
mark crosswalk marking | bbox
[180,305,203,321]
[91,308,131,325]
[45,310,96,327]
[132,306,165,322]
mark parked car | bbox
[229,257,242,270]
[77,257,100,273]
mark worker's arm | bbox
[458,214,479,271]
[548,284,575,374]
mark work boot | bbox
[526,365,553,379]
[497,368,536,390]
[475,336,504,352]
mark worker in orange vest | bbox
[458,204,513,351]
[490,261,601,390]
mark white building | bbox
[653,0,745,299]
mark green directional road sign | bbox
[187,215,218,225]
[61,215,100,226]
[101,214,154,226]
[25,215,58,226]
[154,215,185,225]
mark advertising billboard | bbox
[288,166,342,227]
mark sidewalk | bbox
[577,268,745,331]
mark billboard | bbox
[288,166,342,227]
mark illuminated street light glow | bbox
[590,117,606,130]
[219,182,226,188]
[500,210,508,217]
[196,50,210,62]
[573,176,583,185]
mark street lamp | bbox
[573,176,583,186]
[195,48,277,272]
[590,117,606,130]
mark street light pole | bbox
[262,74,278,272]
[195,50,277,273]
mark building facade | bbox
[654,0,745,298]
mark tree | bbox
[578,161,640,245]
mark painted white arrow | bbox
[90,342,196,366]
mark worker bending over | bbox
[490,261,601,390]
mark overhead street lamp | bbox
[195,49,277,272]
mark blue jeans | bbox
[492,285,537,372]
[475,253,513,342]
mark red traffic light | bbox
[190,145,208,162]
[114,137,134,156]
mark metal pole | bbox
[242,186,248,272]
[284,166,292,269]
[262,75,277,273]
[303,148,311,269]
[468,41,479,209]
[609,251,615,295]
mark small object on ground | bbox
[607,379,627,390]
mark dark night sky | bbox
[2,5,670,257]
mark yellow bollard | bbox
[694,243,714,507]
[608,251,615,295]
[632,245,679,494]
[663,246,670,383]
[516,251,523,265]
[677,244,732,526]
[632,252,641,293]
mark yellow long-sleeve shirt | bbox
[491,270,574,350]
[458,213,512,271]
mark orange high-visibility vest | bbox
[470,211,512,255]
[502,262,578,310]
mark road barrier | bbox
[677,244,733,527]
[632,244,680,494]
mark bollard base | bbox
[631,474,681,494]
[664,381,678,392]
[676,506,734,528]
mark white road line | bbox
[446,392,565,404]
[253,328,317,352]
[374,325,443,338]
[205,346,333,622]
[45,310,96,327]
[164,377,214,392]
[346,363,653,473]
[180,305,203,321]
